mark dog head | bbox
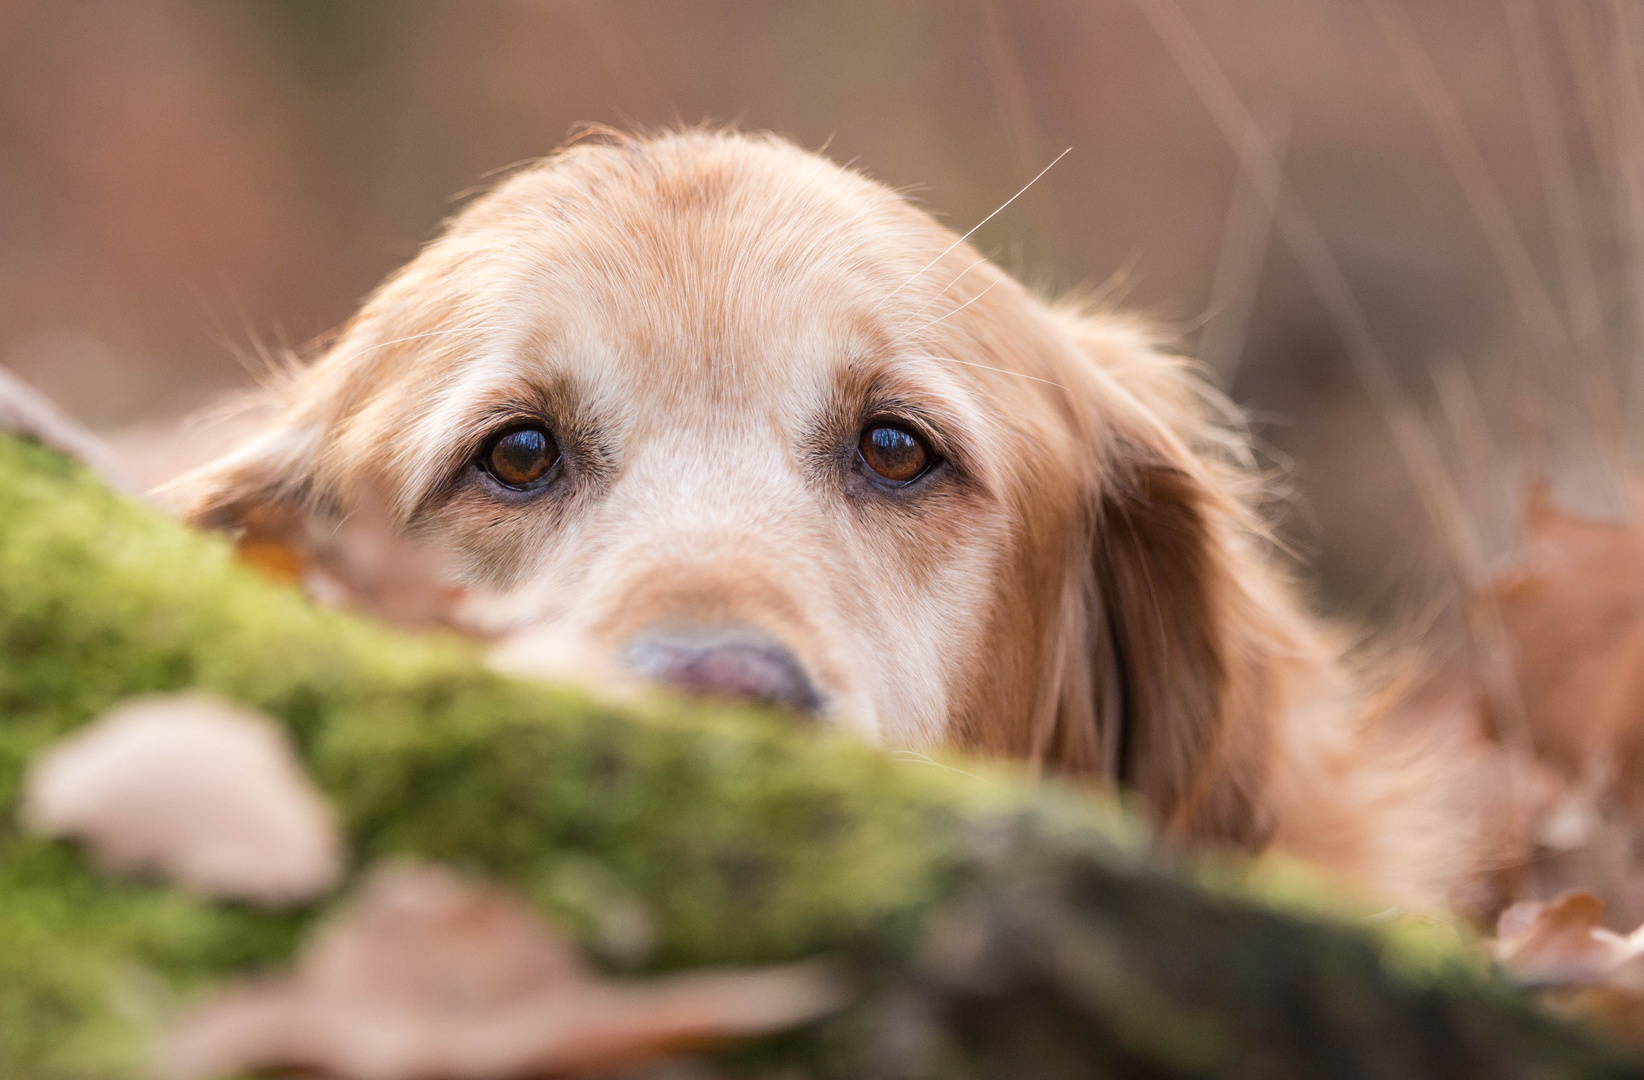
[171,131,1316,846]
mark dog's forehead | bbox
[442,139,986,413]
[354,136,1066,505]
[486,135,931,294]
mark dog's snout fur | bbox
[623,626,821,713]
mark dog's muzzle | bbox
[621,625,821,714]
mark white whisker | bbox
[888,749,998,784]
[869,147,1071,314]
[910,256,994,319]
[917,353,1067,390]
[895,277,1004,343]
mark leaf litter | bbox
[159,862,847,1080]
[1479,480,1644,1046]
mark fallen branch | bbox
[0,434,1634,1078]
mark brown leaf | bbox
[1476,481,1644,926]
[1493,892,1637,985]
[1494,890,1644,993]
[231,495,462,630]
[160,863,847,1080]
[1485,482,1644,779]
[1493,891,1644,1050]
[234,494,483,632]
[21,693,343,905]
[237,538,308,585]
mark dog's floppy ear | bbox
[160,395,328,531]
[1043,315,1305,849]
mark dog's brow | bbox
[914,353,1067,391]
[868,146,1070,315]
[909,256,992,320]
[892,277,1005,347]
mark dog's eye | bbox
[858,424,932,484]
[483,425,559,489]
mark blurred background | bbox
[1,0,1637,623]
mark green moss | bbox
[0,433,1633,1078]
[0,434,1021,1074]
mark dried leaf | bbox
[160,863,846,1080]
[1493,891,1644,1050]
[233,495,481,632]
[1493,891,1644,986]
[22,693,343,904]
[1478,481,1644,926]
[1486,483,1644,777]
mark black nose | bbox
[621,626,821,713]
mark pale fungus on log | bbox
[22,693,344,905]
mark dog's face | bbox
[174,132,1303,846]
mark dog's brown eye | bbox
[485,426,558,489]
[858,424,932,484]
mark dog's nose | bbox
[621,626,821,713]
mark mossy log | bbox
[0,432,1635,1079]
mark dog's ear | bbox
[160,402,327,531]
[1086,451,1279,846]
[1043,316,1304,849]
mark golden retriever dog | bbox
[167,130,1523,916]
